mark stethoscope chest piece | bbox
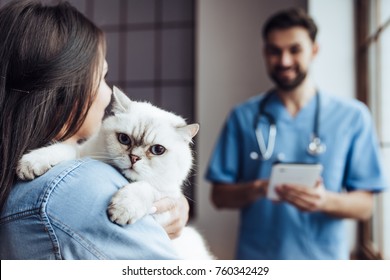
[307,136,326,156]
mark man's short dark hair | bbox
[262,8,318,42]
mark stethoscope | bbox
[253,91,326,161]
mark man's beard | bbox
[269,66,307,91]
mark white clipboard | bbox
[267,163,323,201]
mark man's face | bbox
[263,26,318,91]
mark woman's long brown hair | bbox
[0,0,106,211]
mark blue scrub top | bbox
[205,91,387,260]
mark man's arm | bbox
[212,179,373,220]
[211,180,268,209]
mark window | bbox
[356,0,390,259]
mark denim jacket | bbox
[0,158,178,259]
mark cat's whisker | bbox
[88,153,124,160]
[86,151,114,156]
[182,193,196,203]
[89,155,115,160]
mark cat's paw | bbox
[16,152,54,180]
[107,186,150,225]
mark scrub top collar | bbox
[262,89,320,124]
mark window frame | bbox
[354,0,390,260]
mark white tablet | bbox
[267,163,323,201]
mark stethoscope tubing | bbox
[254,90,325,160]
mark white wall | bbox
[195,0,307,259]
[309,0,356,99]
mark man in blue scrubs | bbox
[205,8,387,259]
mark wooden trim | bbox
[362,17,390,48]
[354,0,384,260]
[355,0,369,104]
[354,221,383,260]
[354,0,371,259]
[350,219,383,259]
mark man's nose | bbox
[279,52,293,67]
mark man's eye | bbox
[149,145,166,155]
[117,133,131,145]
[290,46,302,54]
[265,46,281,55]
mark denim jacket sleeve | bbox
[0,158,178,260]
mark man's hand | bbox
[275,179,327,212]
[275,180,373,220]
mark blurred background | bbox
[0,0,388,260]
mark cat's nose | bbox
[130,154,141,164]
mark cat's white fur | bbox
[17,87,213,259]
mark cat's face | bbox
[100,88,199,191]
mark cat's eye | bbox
[117,133,131,145]
[150,145,166,155]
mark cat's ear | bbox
[111,86,132,114]
[177,123,199,142]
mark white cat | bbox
[17,87,213,260]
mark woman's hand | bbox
[152,195,189,239]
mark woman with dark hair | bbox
[0,0,182,259]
